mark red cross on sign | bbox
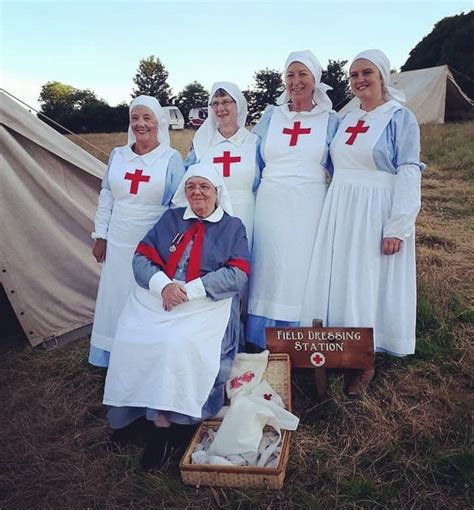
[283,121,311,146]
[124,169,151,194]
[345,120,370,145]
[213,151,241,177]
[310,352,326,367]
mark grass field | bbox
[1,124,473,508]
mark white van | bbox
[188,107,208,129]
[163,106,185,130]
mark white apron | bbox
[91,146,172,351]
[300,104,417,355]
[103,285,232,418]
[248,106,329,321]
[200,132,258,248]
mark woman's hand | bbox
[161,283,188,311]
[92,239,107,262]
[382,237,402,255]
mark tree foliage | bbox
[132,55,172,105]
[176,81,209,123]
[245,68,284,123]
[401,11,474,98]
[38,81,128,133]
[321,59,351,110]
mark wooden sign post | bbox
[265,325,374,400]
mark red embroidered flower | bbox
[263,393,272,401]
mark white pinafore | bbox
[249,105,330,322]
[199,130,258,248]
[103,286,232,418]
[300,102,417,355]
[90,145,173,352]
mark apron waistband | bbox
[332,168,395,188]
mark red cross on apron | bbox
[345,120,370,145]
[124,169,151,194]
[282,121,312,146]
[213,151,242,177]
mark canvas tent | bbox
[0,90,106,347]
[339,65,473,124]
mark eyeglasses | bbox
[210,99,235,109]
[185,183,217,193]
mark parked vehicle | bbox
[163,106,185,130]
[188,107,208,129]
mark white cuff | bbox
[183,278,206,300]
[149,271,173,297]
[91,232,107,240]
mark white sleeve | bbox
[149,271,173,297]
[183,278,206,300]
[92,189,114,239]
[383,164,421,240]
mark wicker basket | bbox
[180,353,292,489]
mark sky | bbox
[1,0,471,110]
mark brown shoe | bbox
[343,368,375,398]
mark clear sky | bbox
[1,0,471,109]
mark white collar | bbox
[351,100,401,120]
[279,103,327,119]
[211,126,249,146]
[183,205,224,223]
[122,143,170,164]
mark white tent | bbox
[0,90,106,347]
[339,65,473,124]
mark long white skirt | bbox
[300,169,417,356]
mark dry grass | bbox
[67,129,195,163]
[2,123,473,508]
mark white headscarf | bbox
[127,95,170,146]
[172,163,233,215]
[277,50,333,111]
[351,49,406,103]
[193,81,248,160]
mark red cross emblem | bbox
[124,169,151,194]
[345,120,370,145]
[213,151,241,177]
[282,121,311,146]
[310,352,326,367]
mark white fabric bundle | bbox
[225,350,270,399]
[207,395,281,466]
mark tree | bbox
[401,12,474,98]
[246,68,284,123]
[38,81,130,133]
[175,81,209,123]
[321,59,350,110]
[38,81,77,128]
[132,55,172,105]
[39,81,107,132]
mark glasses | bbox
[185,183,217,193]
[210,99,235,109]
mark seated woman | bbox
[103,163,250,470]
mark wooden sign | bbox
[266,327,374,369]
